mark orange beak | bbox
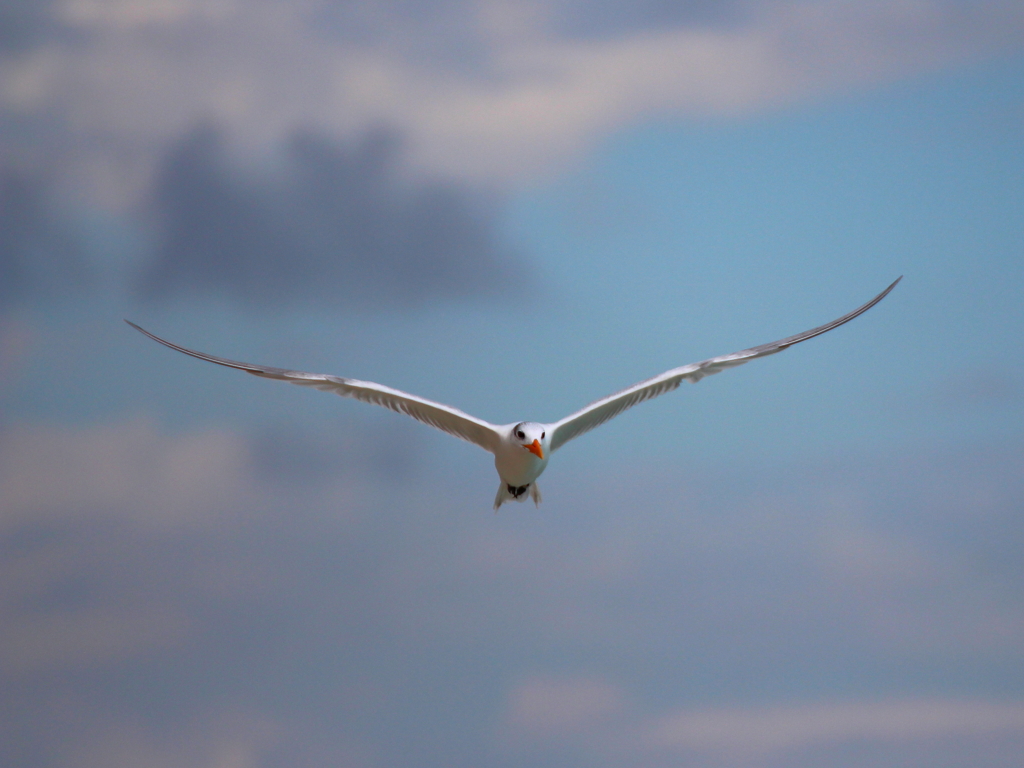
[526,439,544,459]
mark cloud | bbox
[39,707,279,768]
[2,418,1023,766]
[0,0,63,56]
[504,676,624,739]
[0,419,256,674]
[0,417,412,680]
[642,699,1024,760]
[136,124,522,307]
[0,315,34,393]
[1,1,1021,207]
[550,0,755,40]
[0,164,87,307]
[0,417,252,530]
[1,607,189,673]
[249,422,418,484]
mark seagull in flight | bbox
[127,278,900,509]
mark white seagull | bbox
[127,278,900,509]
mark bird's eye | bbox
[541,431,545,439]
[516,430,525,439]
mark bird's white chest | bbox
[494,442,548,485]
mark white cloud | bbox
[644,699,1024,757]
[0,418,253,529]
[65,709,278,768]
[0,607,189,673]
[0,419,253,673]
[0,414,1022,765]
[0,417,395,675]
[503,675,624,738]
[60,0,243,28]
[1,1,1021,204]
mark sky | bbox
[1,1,1023,766]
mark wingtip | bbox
[864,276,902,306]
[124,319,159,342]
[879,275,903,299]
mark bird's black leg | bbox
[507,484,517,496]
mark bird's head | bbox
[511,422,546,460]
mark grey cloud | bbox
[1,420,1023,766]
[251,423,419,484]
[553,0,754,39]
[313,0,752,70]
[0,166,87,308]
[317,0,751,46]
[635,701,1024,767]
[0,0,62,56]
[138,125,523,307]
[314,0,492,71]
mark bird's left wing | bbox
[126,321,503,454]
[548,277,901,453]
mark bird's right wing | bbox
[548,277,901,453]
[125,321,503,454]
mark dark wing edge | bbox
[548,277,902,452]
[124,320,503,453]
[734,275,902,357]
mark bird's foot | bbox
[506,483,530,499]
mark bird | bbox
[127,277,900,509]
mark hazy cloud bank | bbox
[1,418,1022,766]
[1,0,1021,206]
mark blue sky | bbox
[1,3,1023,767]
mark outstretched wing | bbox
[126,321,503,454]
[548,277,901,453]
